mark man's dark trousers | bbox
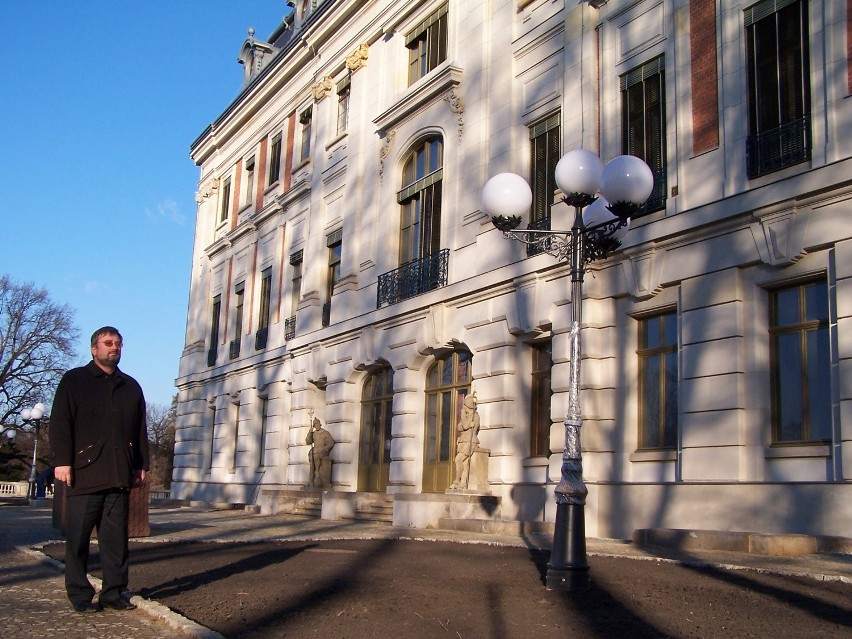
[64,489,129,605]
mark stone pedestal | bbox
[447,448,490,494]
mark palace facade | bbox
[173,0,852,538]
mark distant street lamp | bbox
[482,149,653,591]
[20,403,48,499]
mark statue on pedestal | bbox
[450,393,481,490]
[306,417,334,489]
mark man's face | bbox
[91,333,123,368]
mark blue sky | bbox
[0,2,289,409]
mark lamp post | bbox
[482,149,653,591]
[21,402,47,499]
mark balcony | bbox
[255,326,268,350]
[207,346,217,367]
[284,316,296,341]
[746,115,810,179]
[229,338,241,360]
[322,302,331,327]
[377,249,449,308]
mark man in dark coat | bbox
[50,326,149,613]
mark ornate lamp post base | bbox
[547,502,590,590]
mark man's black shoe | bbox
[72,601,103,613]
[100,597,137,611]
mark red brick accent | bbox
[284,111,297,192]
[690,0,720,154]
[848,0,852,94]
[256,137,268,211]
[231,161,241,231]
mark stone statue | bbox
[306,417,334,488]
[450,393,481,490]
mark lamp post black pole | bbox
[546,198,593,590]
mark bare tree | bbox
[0,274,78,435]
[147,395,176,489]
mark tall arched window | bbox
[358,366,394,492]
[423,350,471,493]
[399,136,443,266]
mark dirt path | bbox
[42,538,851,639]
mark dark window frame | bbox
[530,339,553,458]
[621,55,667,214]
[744,0,811,178]
[769,278,831,444]
[637,310,679,450]
[406,4,448,86]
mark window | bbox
[622,56,666,213]
[358,366,394,492]
[286,251,302,340]
[399,137,443,266]
[207,295,221,367]
[219,177,232,223]
[336,75,350,135]
[206,405,216,471]
[377,137,447,307]
[244,156,256,206]
[528,114,560,256]
[406,4,448,85]
[638,311,678,449]
[268,133,282,187]
[230,282,245,359]
[299,106,312,161]
[745,0,811,178]
[530,340,553,457]
[230,401,240,473]
[256,267,272,350]
[257,397,268,469]
[423,351,471,493]
[770,280,830,443]
[324,230,342,327]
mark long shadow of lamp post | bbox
[481,150,653,591]
[20,402,48,500]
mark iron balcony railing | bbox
[322,302,331,327]
[207,346,217,367]
[229,338,241,360]
[377,248,449,308]
[255,326,268,350]
[284,316,296,341]
[746,115,810,179]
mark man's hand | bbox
[55,465,72,486]
[133,470,147,487]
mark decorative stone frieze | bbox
[444,87,465,140]
[311,75,334,101]
[345,43,369,72]
[378,129,396,181]
[196,177,219,203]
[749,206,810,266]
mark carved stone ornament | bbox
[345,43,369,72]
[378,129,396,182]
[444,87,465,140]
[311,76,334,101]
[195,177,220,203]
[749,206,810,266]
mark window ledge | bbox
[765,443,830,460]
[373,63,463,132]
[630,449,677,463]
[325,132,348,150]
[522,456,550,468]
